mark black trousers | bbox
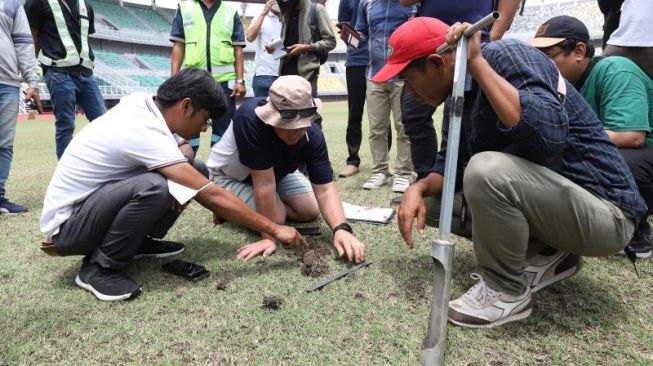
[344,66,367,166]
[400,86,438,180]
[620,147,653,233]
[54,160,210,269]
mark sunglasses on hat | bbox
[278,106,318,120]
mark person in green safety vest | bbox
[170,0,247,154]
[25,0,106,159]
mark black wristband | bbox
[333,222,353,235]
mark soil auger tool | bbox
[420,11,499,366]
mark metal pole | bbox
[420,12,499,366]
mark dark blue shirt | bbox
[169,0,245,46]
[356,0,412,80]
[338,0,369,67]
[430,39,647,223]
[417,0,493,42]
[233,98,333,185]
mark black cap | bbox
[528,15,590,48]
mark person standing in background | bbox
[397,0,521,181]
[602,0,653,79]
[277,0,335,98]
[336,0,368,178]
[170,0,247,153]
[0,0,42,214]
[355,0,414,193]
[25,0,106,159]
[246,0,282,97]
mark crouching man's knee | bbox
[463,152,517,205]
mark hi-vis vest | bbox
[179,0,236,82]
[38,0,93,69]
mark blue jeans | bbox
[190,81,235,152]
[0,84,19,197]
[252,75,277,97]
[44,69,106,159]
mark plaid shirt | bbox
[430,39,647,222]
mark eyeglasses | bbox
[543,47,565,60]
[278,106,318,120]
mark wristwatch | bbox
[333,222,353,235]
[236,79,246,86]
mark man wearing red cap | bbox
[376,17,646,327]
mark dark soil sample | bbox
[262,296,283,311]
[215,279,229,291]
[300,249,330,277]
[215,274,234,291]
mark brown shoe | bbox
[338,165,360,178]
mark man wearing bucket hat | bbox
[378,17,645,327]
[207,75,366,262]
[529,15,653,259]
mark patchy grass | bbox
[0,102,652,365]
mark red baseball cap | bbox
[372,17,449,83]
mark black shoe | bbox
[619,231,652,259]
[626,239,652,259]
[75,260,141,301]
[134,237,185,259]
[0,197,28,215]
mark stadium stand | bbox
[33,0,603,105]
[506,0,604,41]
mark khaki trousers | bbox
[366,80,413,175]
[425,152,635,294]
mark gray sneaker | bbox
[448,273,532,328]
[525,250,583,293]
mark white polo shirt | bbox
[254,12,282,76]
[40,92,186,240]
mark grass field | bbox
[1,101,652,365]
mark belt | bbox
[41,241,60,256]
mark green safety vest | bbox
[179,0,236,81]
[38,0,93,69]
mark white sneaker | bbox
[363,173,389,190]
[391,174,412,193]
[448,273,532,328]
[525,250,583,293]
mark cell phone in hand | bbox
[296,226,321,236]
[162,259,210,282]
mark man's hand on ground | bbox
[398,185,427,249]
[333,230,366,263]
[236,239,277,260]
[273,224,308,248]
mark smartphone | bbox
[296,226,321,236]
[162,259,210,282]
[22,90,43,114]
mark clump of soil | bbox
[292,239,331,277]
[262,296,283,311]
[215,276,233,291]
[215,279,229,291]
[300,248,330,277]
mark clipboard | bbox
[339,22,362,49]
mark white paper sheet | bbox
[267,38,288,60]
[342,202,395,225]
